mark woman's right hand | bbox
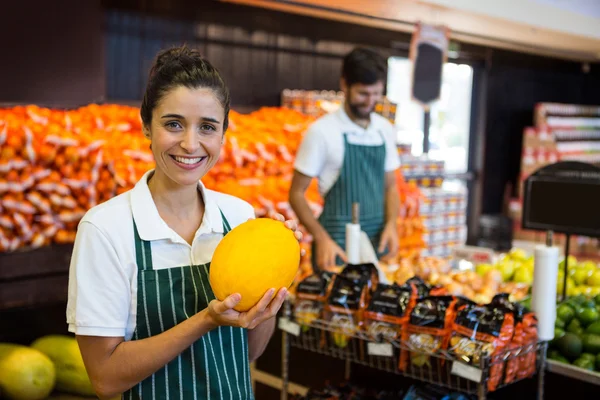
[206,287,287,330]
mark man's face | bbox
[343,80,384,120]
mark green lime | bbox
[594,294,600,306]
[548,351,570,364]
[580,353,596,362]
[548,349,561,359]
[555,318,566,329]
[573,357,595,371]
[582,334,600,354]
[556,333,583,360]
[567,318,583,334]
[577,308,600,327]
[586,321,600,335]
[583,300,598,310]
[557,304,575,324]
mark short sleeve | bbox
[293,125,327,178]
[383,122,401,172]
[66,221,131,337]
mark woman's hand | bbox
[266,212,305,256]
[207,288,287,330]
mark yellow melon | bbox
[210,218,300,312]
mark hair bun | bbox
[150,45,203,77]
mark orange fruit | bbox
[209,218,300,312]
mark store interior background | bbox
[1,0,600,398]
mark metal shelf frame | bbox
[279,301,547,400]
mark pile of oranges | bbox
[0,103,423,262]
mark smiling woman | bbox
[66,45,302,399]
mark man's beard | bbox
[347,101,373,120]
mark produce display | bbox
[476,251,600,298]
[210,218,300,311]
[548,294,600,373]
[0,335,94,400]
[384,255,529,305]
[0,104,319,253]
[291,264,539,391]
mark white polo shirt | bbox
[294,108,400,196]
[66,170,255,340]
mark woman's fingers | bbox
[248,288,287,329]
[241,288,274,326]
[284,219,298,230]
[213,293,241,314]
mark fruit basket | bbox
[278,302,547,400]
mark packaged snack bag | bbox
[363,283,415,342]
[491,294,538,382]
[399,296,457,371]
[294,271,336,331]
[324,274,370,348]
[448,297,515,392]
[339,263,380,294]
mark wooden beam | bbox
[220,0,600,62]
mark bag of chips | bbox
[490,294,538,383]
[399,296,457,371]
[294,271,336,331]
[448,296,515,392]
[363,283,416,342]
[339,263,380,294]
[324,273,371,349]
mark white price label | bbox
[278,318,300,336]
[451,361,482,383]
[367,342,394,357]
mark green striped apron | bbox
[124,209,253,399]
[313,130,387,267]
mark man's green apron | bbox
[313,130,387,267]
[124,210,253,400]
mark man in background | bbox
[289,47,401,270]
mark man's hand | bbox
[315,235,347,269]
[207,288,287,330]
[378,221,399,262]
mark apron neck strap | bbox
[133,219,154,271]
[218,207,232,234]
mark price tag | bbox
[278,318,300,337]
[367,342,393,357]
[451,361,482,383]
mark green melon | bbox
[30,335,96,397]
[0,343,56,400]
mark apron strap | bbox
[133,220,154,271]
[219,207,232,234]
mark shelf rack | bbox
[279,301,547,400]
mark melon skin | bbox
[30,335,96,397]
[210,218,300,312]
[0,343,56,400]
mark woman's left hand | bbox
[254,213,305,256]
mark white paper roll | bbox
[345,223,361,264]
[531,245,559,341]
[358,230,388,284]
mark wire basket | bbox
[282,315,546,397]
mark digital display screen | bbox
[524,179,600,235]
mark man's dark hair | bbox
[341,47,387,87]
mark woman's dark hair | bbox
[140,45,231,132]
[341,47,387,87]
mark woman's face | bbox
[145,86,225,187]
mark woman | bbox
[66,46,301,399]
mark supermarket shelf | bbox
[280,314,546,399]
[546,360,600,386]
